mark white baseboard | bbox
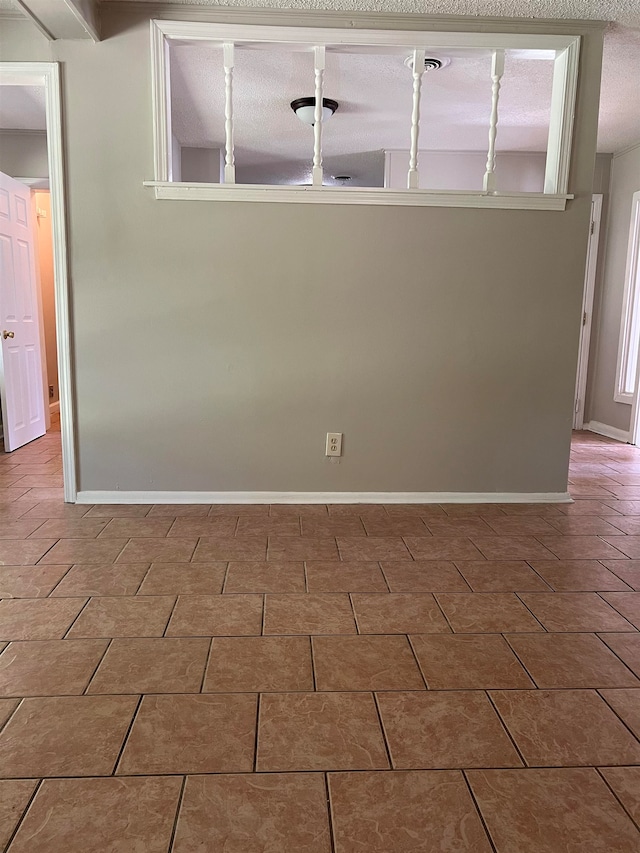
[75,490,573,505]
[49,401,60,415]
[584,421,630,443]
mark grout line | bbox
[33,538,61,566]
[512,593,549,633]
[323,772,337,853]
[594,591,638,630]
[461,770,500,853]
[0,697,24,737]
[309,636,317,691]
[371,692,394,770]
[220,561,231,593]
[1,777,44,852]
[260,594,266,636]
[167,775,187,853]
[252,693,261,773]
[112,694,144,776]
[45,563,75,597]
[199,637,213,692]
[485,690,528,768]
[595,766,640,832]
[61,597,92,639]
[132,563,154,595]
[431,593,455,633]
[163,596,180,637]
[500,633,541,688]
[595,633,640,683]
[596,688,640,745]
[82,637,113,695]
[406,634,429,689]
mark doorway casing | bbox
[0,62,76,501]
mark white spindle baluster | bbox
[483,49,505,193]
[312,46,325,187]
[407,49,425,189]
[223,42,235,184]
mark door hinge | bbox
[575,397,580,413]
[583,311,588,326]
[590,220,595,235]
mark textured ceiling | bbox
[0,86,46,130]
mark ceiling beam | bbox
[13,0,100,41]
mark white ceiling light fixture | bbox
[290,97,339,125]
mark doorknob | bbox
[2,331,14,339]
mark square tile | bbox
[336,537,411,561]
[547,517,629,536]
[117,693,257,774]
[490,689,640,766]
[601,593,640,629]
[435,593,544,633]
[604,536,640,560]
[0,598,87,640]
[377,690,522,769]
[483,518,559,535]
[328,770,492,853]
[0,695,138,777]
[380,560,470,592]
[66,596,176,638]
[599,767,640,825]
[224,561,305,593]
[0,564,70,598]
[470,536,556,560]
[0,699,19,729]
[351,593,450,634]
[257,692,388,771]
[0,539,58,565]
[528,560,633,591]
[39,539,128,565]
[536,536,628,560]
[149,504,210,517]
[83,505,151,518]
[599,633,640,678]
[518,593,636,632]
[361,518,429,536]
[137,562,226,595]
[0,780,37,851]
[203,636,313,692]
[403,536,484,560]
[0,519,47,539]
[423,518,495,536]
[87,637,210,693]
[455,561,551,591]
[263,594,356,634]
[505,633,640,688]
[50,563,150,596]
[117,538,197,563]
[7,776,182,853]
[0,639,108,696]
[605,517,640,534]
[600,689,640,738]
[601,560,640,590]
[167,516,239,537]
[28,518,109,539]
[467,768,640,853]
[268,537,339,561]
[97,518,173,538]
[193,536,267,561]
[172,773,331,853]
[165,594,263,636]
[237,517,302,536]
[410,634,534,689]
[312,635,425,691]
[305,561,388,592]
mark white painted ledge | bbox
[76,490,573,505]
[144,181,572,211]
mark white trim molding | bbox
[614,191,640,404]
[149,20,580,210]
[0,63,76,502]
[76,490,573,504]
[145,182,572,210]
[584,421,631,443]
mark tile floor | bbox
[0,424,640,850]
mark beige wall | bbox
[0,130,48,179]
[34,191,59,405]
[586,143,640,432]
[0,12,604,495]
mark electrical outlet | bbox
[326,432,343,457]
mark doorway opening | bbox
[0,63,75,500]
[621,192,640,446]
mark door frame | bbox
[0,62,76,501]
[573,193,603,429]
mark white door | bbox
[0,171,46,451]
[573,194,603,429]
